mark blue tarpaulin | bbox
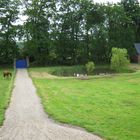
[16,60,27,68]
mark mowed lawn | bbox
[29,67,140,140]
[0,69,14,125]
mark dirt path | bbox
[0,69,102,140]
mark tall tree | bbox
[106,3,135,60]
[24,0,56,65]
[0,0,20,64]
[121,0,140,42]
[22,0,140,65]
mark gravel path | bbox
[0,69,102,140]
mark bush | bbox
[111,48,130,72]
[86,61,95,74]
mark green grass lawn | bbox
[29,66,140,140]
[0,69,14,125]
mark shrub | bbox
[111,48,130,72]
[86,61,95,74]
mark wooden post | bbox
[26,56,29,67]
[14,58,16,69]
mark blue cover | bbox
[16,60,27,68]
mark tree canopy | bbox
[0,0,140,65]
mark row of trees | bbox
[0,0,20,64]
[0,0,140,65]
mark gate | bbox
[16,59,27,68]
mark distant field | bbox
[0,69,14,125]
[29,65,140,140]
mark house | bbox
[134,43,140,63]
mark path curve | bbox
[0,69,102,140]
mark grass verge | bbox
[29,65,140,140]
[0,69,15,126]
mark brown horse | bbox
[3,71,12,78]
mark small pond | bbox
[50,67,115,77]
